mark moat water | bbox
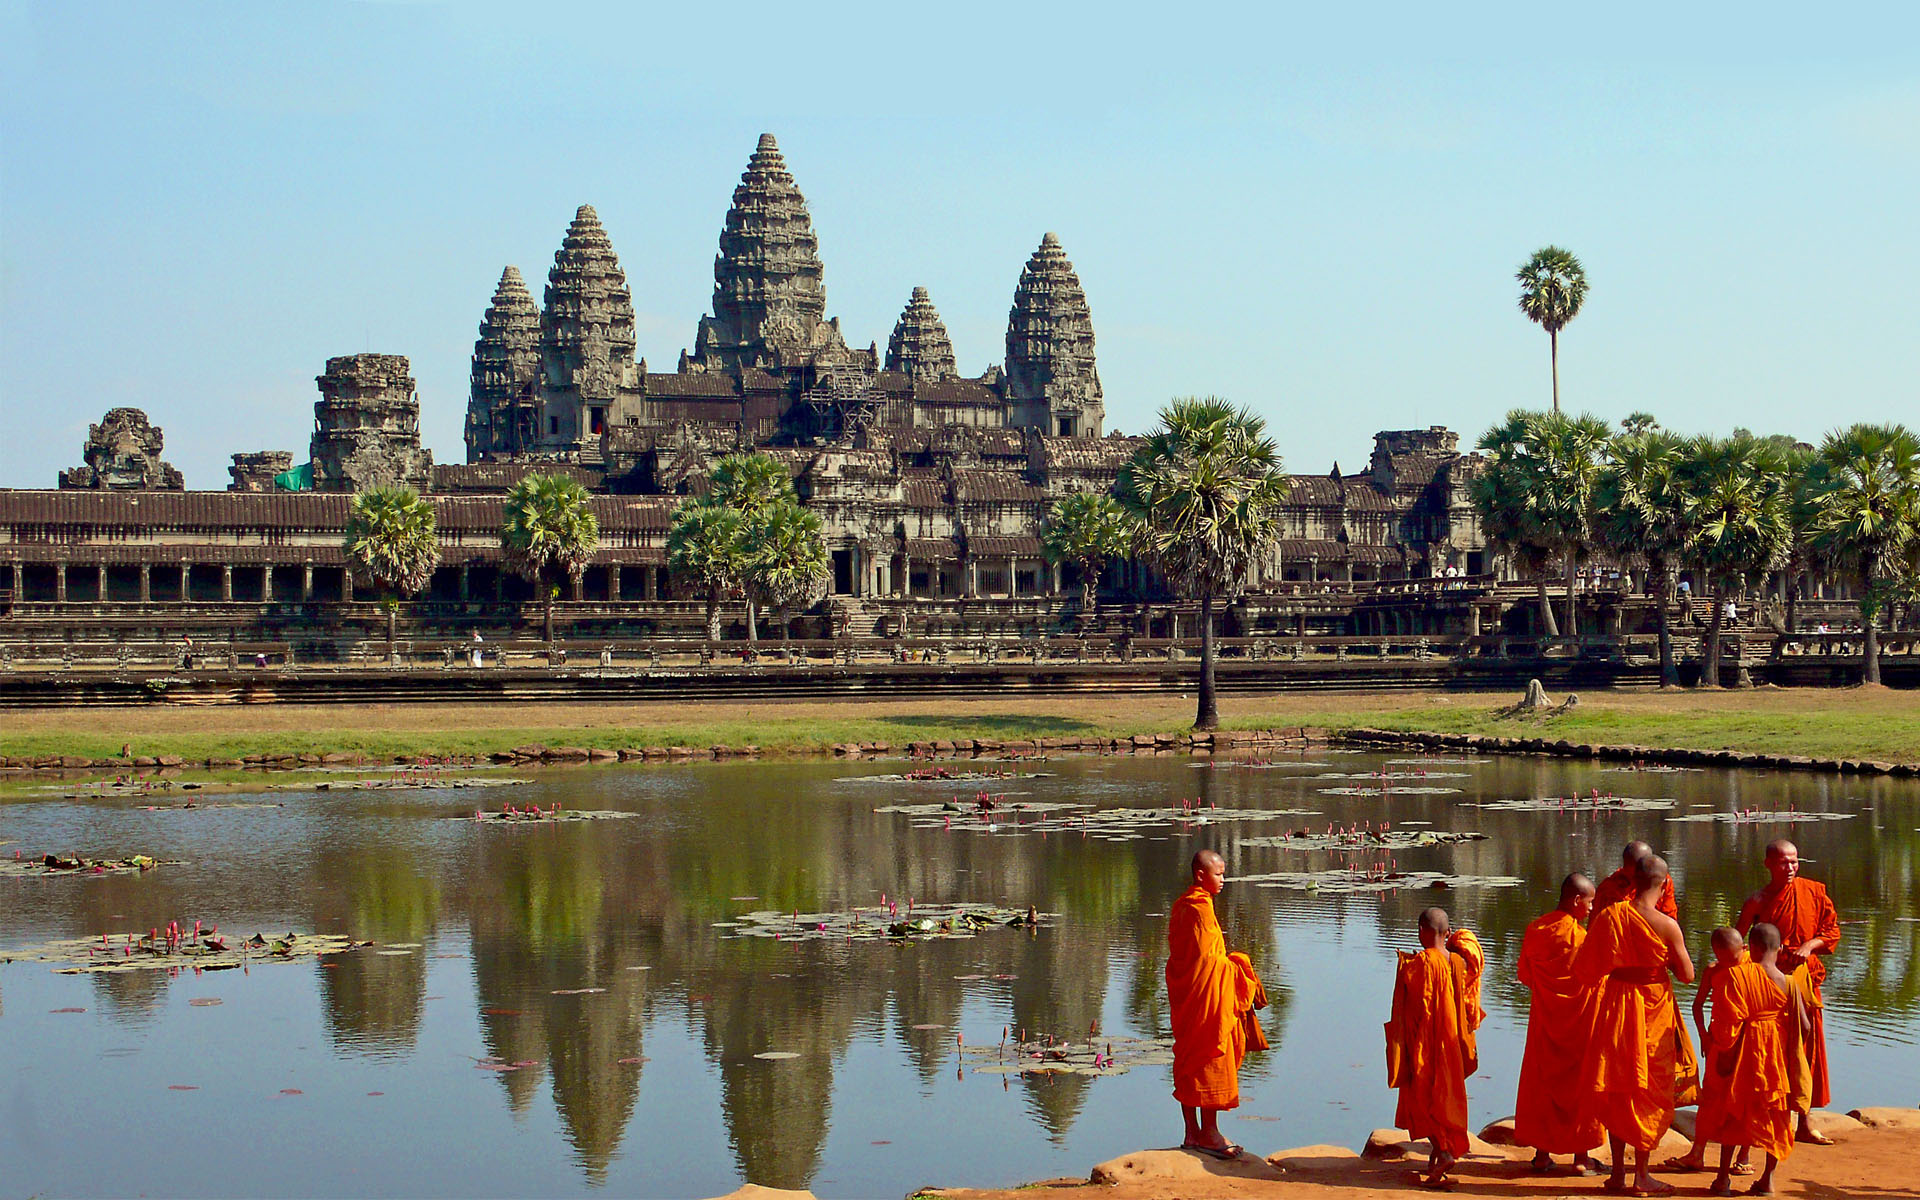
[2,751,1917,1198]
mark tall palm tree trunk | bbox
[1704,584,1725,687]
[1549,329,1560,414]
[542,586,554,645]
[1195,589,1219,730]
[387,601,397,652]
[1563,552,1579,639]
[746,598,758,644]
[1862,569,1881,686]
[1535,573,1560,638]
[778,605,792,643]
[1079,565,1096,632]
[705,592,721,642]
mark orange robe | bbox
[1593,868,1679,919]
[1166,884,1263,1109]
[1514,910,1604,1154]
[1695,962,1794,1162]
[1386,944,1481,1158]
[1739,877,1839,1109]
[1574,903,1683,1151]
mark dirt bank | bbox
[920,1107,1920,1199]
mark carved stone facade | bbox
[465,266,542,459]
[311,354,433,492]
[885,288,959,383]
[229,451,293,492]
[58,408,185,491]
[1004,233,1104,438]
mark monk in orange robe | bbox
[1736,838,1840,1145]
[1678,928,1752,1176]
[1574,854,1695,1196]
[1699,923,1801,1197]
[1167,849,1266,1160]
[1386,907,1483,1189]
[1515,873,1603,1175]
[1594,840,1680,919]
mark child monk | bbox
[1677,928,1753,1177]
[1514,873,1603,1175]
[1385,907,1483,1189]
[1166,849,1266,1160]
[1574,854,1695,1197]
[1698,923,1800,1196]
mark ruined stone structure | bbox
[228,451,293,492]
[2,133,1493,641]
[57,408,184,491]
[311,354,433,493]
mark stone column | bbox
[302,564,314,601]
[97,564,109,602]
[138,564,151,602]
[342,571,354,602]
[1468,604,1481,637]
[458,565,471,602]
[965,559,978,599]
[261,564,274,602]
[645,566,658,600]
[606,564,620,602]
[1052,562,1064,596]
[10,564,22,599]
[220,565,233,602]
[901,556,914,598]
[569,573,583,602]
[55,562,68,602]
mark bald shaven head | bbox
[1621,840,1653,869]
[1419,906,1451,948]
[1190,849,1226,895]
[1634,854,1670,896]
[1765,840,1801,886]
[1561,872,1596,919]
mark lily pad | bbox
[753,1051,801,1060]
[960,1033,1175,1079]
[843,769,1055,784]
[6,930,372,974]
[461,807,641,824]
[1665,810,1856,824]
[877,801,1319,839]
[285,775,531,792]
[1316,786,1463,796]
[187,997,223,1007]
[1238,867,1525,894]
[1241,830,1489,852]
[1469,796,1674,813]
[723,903,1051,943]
[0,853,171,878]
[1313,771,1471,780]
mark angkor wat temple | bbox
[1,135,1492,643]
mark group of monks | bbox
[1165,839,1842,1197]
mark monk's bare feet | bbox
[1747,1181,1774,1197]
[1709,1175,1735,1197]
[1795,1127,1835,1146]
[1731,1159,1757,1176]
[1604,1171,1632,1192]
[1530,1151,1553,1174]
[1630,1177,1674,1197]
[1572,1154,1601,1176]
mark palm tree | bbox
[343,486,441,652]
[1472,410,1610,638]
[708,452,795,640]
[500,474,600,644]
[1808,423,1920,685]
[667,500,745,642]
[1117,397,1287,730]
[1516,246,1590,413]
[1595,428,1689,685]
[1678,436,1793,687]
[742,501,830,643]
[1041,492,1133,630]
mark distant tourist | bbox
[1166,849,1267,1162]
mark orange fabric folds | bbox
[1166,885,1264,1109]
[1514,910,1604,1154]
[1386,944,1480,1158]
[1573,903,1680,1152]
[1695,962,1795,1162]
[1743,878,1840,1109]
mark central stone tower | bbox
[688,134,847,371]
[1005,233,1103,438]
[536,205,638,455]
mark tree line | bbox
[1471,411,1920,687]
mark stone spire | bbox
[467,265,541,460]
[540,204,636,401]
[1005,233,1103,437]
[691,133,844,371]
[884,287,958,383]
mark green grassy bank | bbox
[2,687,1917,766]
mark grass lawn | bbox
[1,686,1916,764]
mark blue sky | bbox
[3,2,1917,487]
